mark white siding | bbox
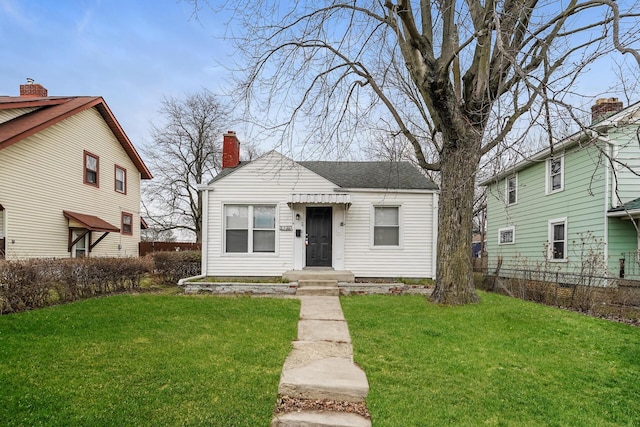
[203,152,436,278]
[610,124,640,205]
[0,108,142,259]
[343,191,435,278]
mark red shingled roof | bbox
[63,210,120,232]
[0,96,152,179]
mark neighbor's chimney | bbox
[222,131,240,169]
[591,97,623,124]
[19,78,48,97]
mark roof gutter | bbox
[478,129,602,186]
[337,187,439,194]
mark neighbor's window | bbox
[498,226,515,245]
[115,165,127,194]
[548,218,567,261]
[225,205,276,253]
[506,175,517,205]
[547,156,564,193]
[84,151,99,186]
[374,206,400,246]
[122,212,133,235]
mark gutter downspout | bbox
[179,185,211,286]
[199,185,210,278]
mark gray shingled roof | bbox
[299,161,438,190]
[208,154,438,190]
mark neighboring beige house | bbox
[0,80,152,259]
[199,132,439,279]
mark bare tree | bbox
[196,0,640,304]
[142,90,230,242]
[141,226,176,243]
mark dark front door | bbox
[306,206,332,267]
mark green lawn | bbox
[342,292,640,427]
[0,295,299,427]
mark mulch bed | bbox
[274,395,371,419]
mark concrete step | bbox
[297,286,340,296]
[298,279,338,288]
[283,270,355,282]
[271,411,371,427]
[278,357,369,402]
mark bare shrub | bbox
[150,251,201,285]
[0,257,149,315]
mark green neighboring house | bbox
[480,98,640,283]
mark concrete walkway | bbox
[271,296,371,427]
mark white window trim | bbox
[505,174,518,205]
[498,226,515,245]
[371,205,402,249]
[545,156,564,194]
[223,204,279,255]
[547,217,568,262]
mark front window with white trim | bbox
[546,156,564,193]
[548,218,568,261]
[373,206,400,246]
[498,226,515,245]
[225,205,276,253]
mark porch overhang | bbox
[607,197,640,219]
[286,193,352,208]
[63,211,120,252]
[607,209,640,219]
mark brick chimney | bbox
[591,97,623,124]
[222,131,240,169]
[19,78,48,97]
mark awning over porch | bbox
[63,211,120,232]
[63,211,120,253]
[287,193,352,208]
[607,197,640,218]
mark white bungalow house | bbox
[199,131,439,279]
[0,80,152,259]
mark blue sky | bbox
[1,0,638,157]
[0,0,231,148]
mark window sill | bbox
[547,258,568,263]
[370,245,403,250]
[223,252,279,257]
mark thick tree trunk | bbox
[430,138,481,305]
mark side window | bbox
[498,226,515,245]
[506,175,517,205]
[548,218,567,261]
[546,156,564,194]
[122,212,133,235]
[84,151,99,187]
[115,165,127,194]
[373,206,400,246]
